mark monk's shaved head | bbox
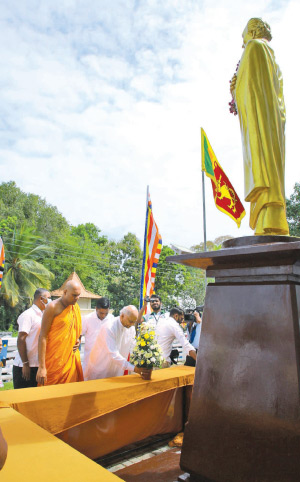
[62,280,81,306]
[65,280,81,290]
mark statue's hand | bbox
[230,74,237,95]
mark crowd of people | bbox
[8,281,202,390]
[0,283,202,471]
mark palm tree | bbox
[1,224,54,307]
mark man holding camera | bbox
[143,295,168,325]
[136,294,168,333]
[156,307,197,367]
[185,309,202,367]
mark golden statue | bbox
[230,18,289,235]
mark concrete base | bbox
[167,237,300,482]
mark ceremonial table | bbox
[0,366,194,479]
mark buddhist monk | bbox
[36,280,83,386]
[230,18,289,235]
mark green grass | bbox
[0,381,13,391]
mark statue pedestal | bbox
[167,237,300,482]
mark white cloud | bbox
[0,0,299,249]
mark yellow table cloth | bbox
[0,366,194,434]
[0,407,123,481]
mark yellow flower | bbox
[141,360,145,364]
[141,341,146,346]
[144,333,149,339]
[149,331,155,336]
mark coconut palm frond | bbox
[19,259,55,278]
[25,244,53,260]
[18,261,54,297]
[2,223,55,307]
[2,269,20,307]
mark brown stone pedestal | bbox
[167,237,300,482]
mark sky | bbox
[1,0,300,248]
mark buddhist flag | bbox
[139,188,162,312]
[0,237,5,290]
[201,128,245,227]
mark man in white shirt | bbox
[85,305,147,380]
[142,295,168,327]
[13,288,51,389]
[156,307,197,367]
[82,297,114,379]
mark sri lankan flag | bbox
[201,128,245,227]
[0,237,5,289]
[139,190,162,312]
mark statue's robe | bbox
[44,303,83,385]
[235,38,289,235]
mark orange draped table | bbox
[0,407,122,482]
[0,366,195,472]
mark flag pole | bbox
[202,171,208,290]
[202,171,207,253]
[201,128,208,290]
[139,185,149,309]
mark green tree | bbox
[191,235,233,252]
[286,183,300,236]
[0,304,19,332]
[154,246,192,309]
[1,224,54,307]
[0,181,70,239]
[0,216,18,237]
[43,225,110,295]
[107,233,143,311]
[0,181,235,325]
[71,223,108,246]
[179,266,206,308]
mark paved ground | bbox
[112,447,184,482]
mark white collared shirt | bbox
[84,316,135,381]
[142,311,169,332]
[81,311,114,376]
[13,304,43,367]
[156,316,195,364]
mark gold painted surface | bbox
[234,24,289,236]
[0,366,194,435]
[0,407,123,481]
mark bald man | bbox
[85,305,147,380]
[36,281,83,386]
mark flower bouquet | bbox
[130,324,164,380]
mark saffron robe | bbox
[44,303,83,385]
[235,39,289,235]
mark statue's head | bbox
[242,18,272,47]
